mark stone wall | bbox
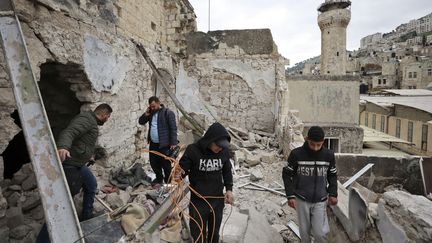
[178,29,289,133]
[0,0,196,169]
[336,154,425,194]
[286,76,360,125]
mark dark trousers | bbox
[149,141,171,183]
[36,165,97,243]
[189,197,224,243]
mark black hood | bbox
[198,122,231,150]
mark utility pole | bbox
[208,0,211,32]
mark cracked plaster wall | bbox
[0,0,195,168]
[181,30,289,133]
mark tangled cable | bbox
[141,148,233,243]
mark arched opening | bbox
[38,62,86,139]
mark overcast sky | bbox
[188,0,431,66]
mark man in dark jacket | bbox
[177,122,234,243]
[282,126,338,243]
[139,96,177,184]
[57,103,112,220]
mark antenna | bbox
[208,0,211,32]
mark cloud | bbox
[188,0,431,65]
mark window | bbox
[336,52,339,56]
[422,124,428,151]
[408,122,413,143]
[413,72,417,78]
[383,79,387,84]
[396,119,401,138]
[428,68,432,76]
[408,72,412,78]
[372,114,376,129]
[378,79,381,85]
[323,138,340,153]
[151,22,156,31]
[380,116,385,132]
[365,112,369,126]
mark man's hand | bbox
[170,145,177,150]
[328,196,338,206]
[225,190,234,205]
[288,198,296,209]
[173,167,184,182]
[58,149,70,162]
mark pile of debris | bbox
[0,164,43,243]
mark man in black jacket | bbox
[139,96,177,184]
[177,122,234,243]
[282,126,338,243]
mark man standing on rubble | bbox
[57,103,113,220]
[139,96,177,185]
[282,126,338,243]
[176,122,234,243]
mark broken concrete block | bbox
[378,190,432,242]
[21,191,41,212]
[219,208,248,243]
[260,151,276,164]
[329,182,368,242]
[11,171,28,185]
[21,174,37,191]
[243,208,283,243]
[352,182,378,203]
[6,207,24,229]
[368,203,378,219]
[245,154,261,167]
[178,130,196,145]
[248,132,256,143]
[105,189,130,209]
[9,224,32,240]
[0,227,9,243]
[8,185,22,191]
[0,195,7,218]
[6,192,21,207]
[377,199,407,243]
[250,168,264,182]
[271,224,288,233]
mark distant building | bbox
[400,58,432,89]
[360,89,432,156]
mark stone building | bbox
[400,57,432,89]
[286,0,362,154]
[360,89,432,156]
[317,0,351,75]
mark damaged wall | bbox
[286,75,362,153]
[178,29,289,133]
[0,0,197,168]
[336,154,424,194]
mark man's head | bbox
[94,103,113,125]
[208,138,230,154]
[148,96,161,112]
[306,126,325,152]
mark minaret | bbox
[318,0,351,75]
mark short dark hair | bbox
[94,103,113,114]
[307,126,325,142]
[148,96,160,104]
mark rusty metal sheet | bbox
[0,1,83,242]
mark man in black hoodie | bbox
[178,122,234,243]
[282,126,338,243]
